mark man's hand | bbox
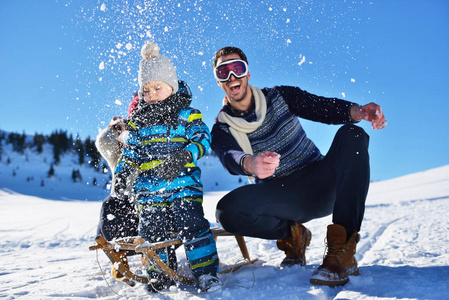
[351,103,387,130]
[243,151,280,179]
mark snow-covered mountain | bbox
[1,134,448,299]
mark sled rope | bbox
[209,258,256,293]
[95,249,123,297]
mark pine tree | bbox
[53,142,61,165]
[75,136,85,165]
[7,132,26,153]
[48,164,55,178]
[48,130,72,164]
[59,130,69,152]
[20,132,26,150]
[71,169,77,182]
[33,133,46,153]
[71,169,82,182]
[68,133,74,150]
[84,137,101,170]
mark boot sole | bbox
[310,268,359,286]
[310,277,349,287]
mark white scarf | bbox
[217,85,267,155]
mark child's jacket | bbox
[114,94,211,205]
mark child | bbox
[96,84,191,244]
[112,42,220,292]
[96,82,193,280]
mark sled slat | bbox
[141,247,196,284]
[135,238,183,252]
[92,235,149,285]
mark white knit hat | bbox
[138,42,178,94]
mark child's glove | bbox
[153,150,192,182]
[108,117,128,134]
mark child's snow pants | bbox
[138,193,219,279]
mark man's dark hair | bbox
[213,46,248,68]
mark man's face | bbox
[215,54,251,105]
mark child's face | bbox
[142,81,173,103]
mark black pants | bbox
[216,124,370,240]
[97,195,139,241]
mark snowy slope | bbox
[1,162,448,299]
[0,138,248,201]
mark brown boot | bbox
[310,224,360,286]
[277,222,312,267]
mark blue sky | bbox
[0,0,448,181]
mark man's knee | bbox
[216,195,246,235]
[216,199,233,231]
[336,124,369,146]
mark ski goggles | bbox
[214,59,249,82]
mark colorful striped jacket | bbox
[114,107,211,204]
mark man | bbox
[210,46,386,287]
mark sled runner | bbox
[89,227,258,286]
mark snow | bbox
[1,142,449,299]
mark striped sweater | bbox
[211,85,356,182]
[114,107,211,204]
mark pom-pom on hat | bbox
[138,42,178,94]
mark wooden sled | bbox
[89,227,258,286]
